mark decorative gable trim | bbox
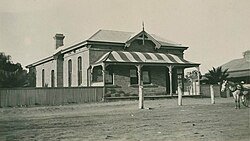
[125,30,161,49]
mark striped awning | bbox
[93,51,199,66]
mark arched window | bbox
[51,70,55,87]
[77,57,82,86]
[68,59,72,87]
[42,69,45,87]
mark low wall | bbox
[200,84,221,98]
[0,87,103,107]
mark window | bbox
[130,69,138,85]
[77,57,82,86]
[42,69,45,87]
[51,70,55,87]
[142,70,151,84]
[105,68,113,84]
[130,68,151,85]
[68,59,72,87]
[92,66,103,82]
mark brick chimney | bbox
[54,34,65,49]
[243,50,250,62]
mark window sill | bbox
[128,83,158,88]
[105,84,121,88]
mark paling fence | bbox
[183,82,200,95]
[184,82,221,97]
[0,87,103,107]
[0,85,222,108]
[200,84,221,97]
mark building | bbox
[26,29,200,97]
[221,50,250,83]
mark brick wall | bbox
[89,49,110,64]
[32,31,189,91]
[56,55,64,87]
[106,65,168,97]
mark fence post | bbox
[139,85,144,109]
[210,85,215,104]
[137,65,144,109]
[178,86,182,106]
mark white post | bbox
[178,86,182,106]
[89,67,93,87]
[210,85,215,104]
[102,64,106,101]
[193,82,196,95]
[137,65,144,109]
[167,66,173,96]
[196,67,201,95]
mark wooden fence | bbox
[200,84,221,98]
[0,87,103,107]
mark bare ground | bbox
[0,98,249,141]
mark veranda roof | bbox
[93,51,199,67]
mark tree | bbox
[26,69,36,87]
[0,52,28,88]
[185,70,202,83]
[204,66,229,84]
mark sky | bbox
[1,0,250,74]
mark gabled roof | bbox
[125,30,161,49]
[26,29,188,68]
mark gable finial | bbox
[142,21,145,31]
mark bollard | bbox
[139,85,144,109]
[178,86,182,106]
[210,85,215,104]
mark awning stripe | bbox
[130,52,143,62]
[154,53,165,60]
[120,52,133,62]
[135,52,147,62]
[93,51,198,66]
[124,52,137,62]
[143,53,152,60]
[112,51,126,62]
[106,53,115,62]
[158,53,174,63]
[168,54,185,64]
[165,54,178,63]
[147,53,158,61]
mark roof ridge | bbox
[88,29,102,40]
[97,29,134,34]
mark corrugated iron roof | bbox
[227,70,250,78]
[88,29,132,43]
[221,57,250,78]
[93,51,199,66]
[221,58,250,72]
[26,29,188,68]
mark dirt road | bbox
[0,98,249,141]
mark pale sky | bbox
[1,0,250,74]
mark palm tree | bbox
[204,66,229,84]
